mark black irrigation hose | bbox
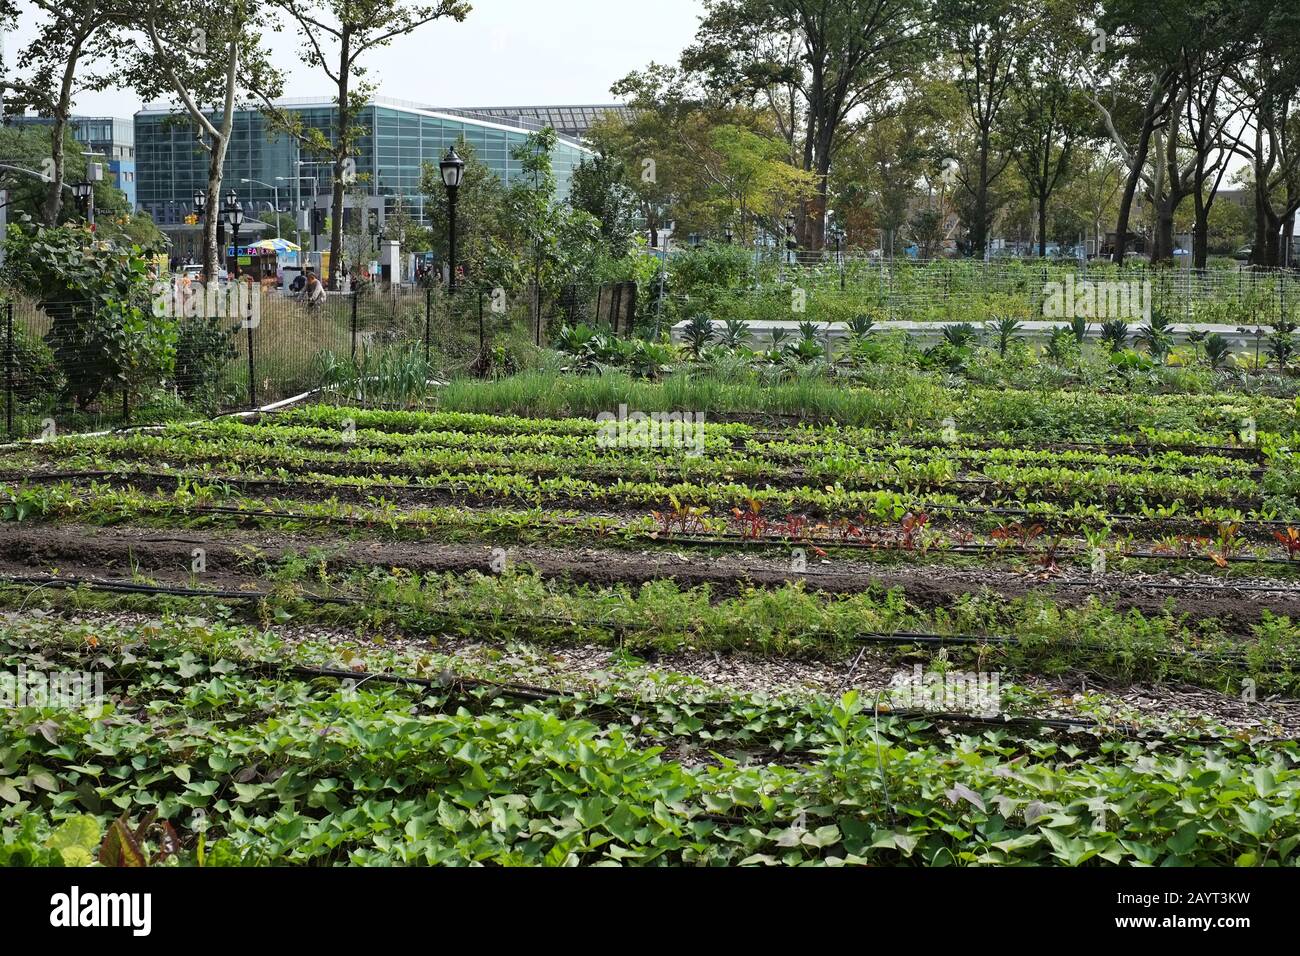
[0,571,1289,669]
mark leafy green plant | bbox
[175,316,237,407]
[682,314,715,360]
[2,221,173,410]
[1100,320,1130,353]
[940,322,979,349]
[719,318,751,351]
[989,316,1023,357]
[1204,333,1233,370]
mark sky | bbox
[5,0,705,117]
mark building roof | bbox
[136,96,598,151]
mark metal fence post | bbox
[351,290,359,362]
[5,302,13,438]
[424,284,432,367]
[247,317,256,409]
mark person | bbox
[304,269,326,307]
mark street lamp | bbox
[831,223,846,291]
[222,190,244,277]
[72,181,94,225]
[724,222,734,244]
[439,146,465,292]
[191,189,209,271]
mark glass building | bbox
[134,97,595,232]
[9,115,136,208]
[439,105,633,138]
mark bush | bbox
[174,316,237,407]
[6,325,63,402]
[2,221,172,410]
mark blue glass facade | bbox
[134,98,592,228]
[9,115,136,208]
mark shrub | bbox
[2,221,173,409]
[174,316,237,407]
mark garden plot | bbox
[2,391,1300,866]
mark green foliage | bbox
[175,316,237,408]
[2,221,176,409]
[1100,320,1130,353]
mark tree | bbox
[831,82,947,256]
[126,1,282,279]
[605,65,816,246]
[0,125,162,244]
[3,1,119,225]
[1228,1,1300,266]
[503,129,606,338]
[569,153,639,260]
[269,0,469,289]
[419,137,510,284]
[678,0,927,250]
[935,0,1033,258]
[1006,4,1092,257]
[1085,0,1245,263]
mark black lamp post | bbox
[831,223,846,291]
[222,189,244,277]
[439,146,465,292]
[72,181,94,226]
[192,189,207,266]
[724,222,734,244]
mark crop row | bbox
[277,403,1292,458]
[3,614,1299,866]
[7,479,1300,573]
[199,419,1272,477]
[2,558,1297,692]
[7,432,1283,516]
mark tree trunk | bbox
[973,131,991,257]
[1193,192,1210,269]
[42,32,86,226]
[203,142,224,280]
[1112,128,1154,264]
[329,34,352,291]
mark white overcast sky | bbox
[4,0,704,117]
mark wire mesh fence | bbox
[1,279,626,438]
[663,253,1300,328]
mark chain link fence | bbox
[1,279,629,439]
[694,254,1300,326]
